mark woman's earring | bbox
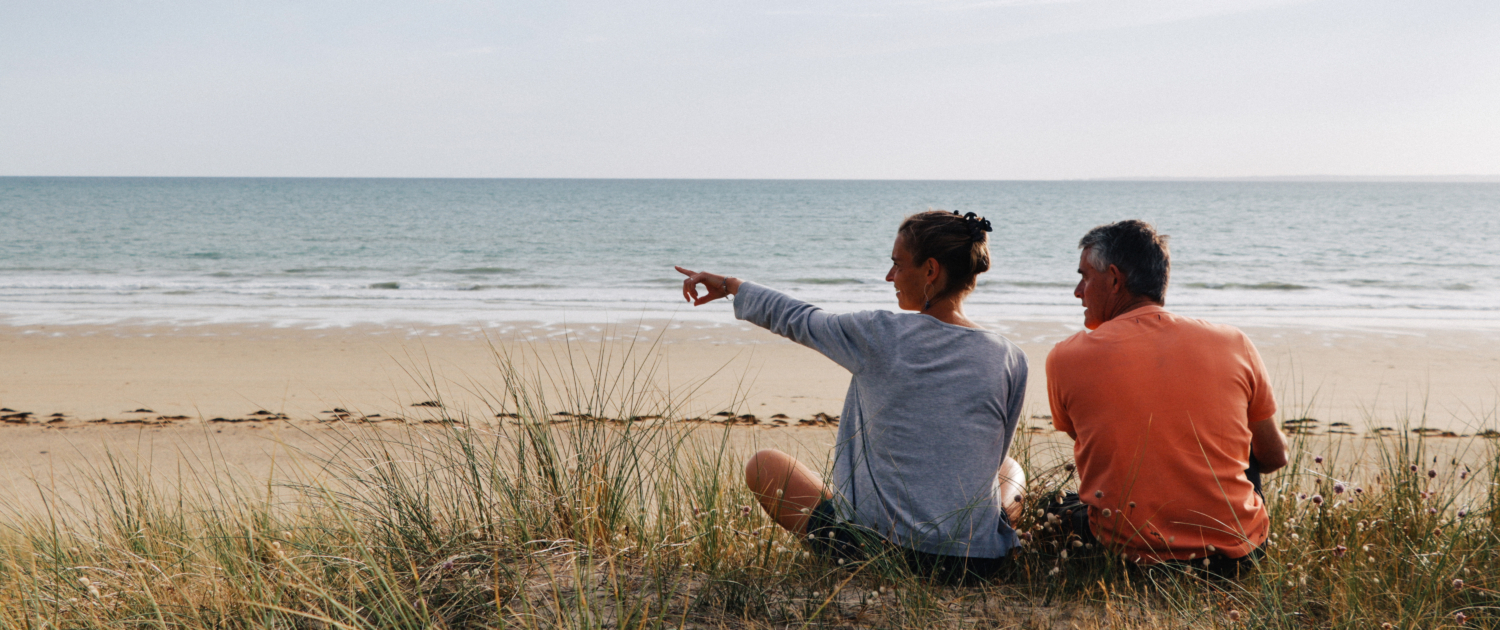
[923,284,933,310]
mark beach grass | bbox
[3,340,1498,629]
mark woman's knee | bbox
[745,448,790,488]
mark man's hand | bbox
[1249,417,1289,472]
[676,266,741,306]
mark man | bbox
[1046,220,1288,573]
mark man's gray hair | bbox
[1079,220,1171,304]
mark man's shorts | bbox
[806,500,1010,584]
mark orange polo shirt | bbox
[1046,305,1276,563]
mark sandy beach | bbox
[3,318,1497,432]
[3,316,1497,511]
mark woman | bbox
[675,210,1028,578]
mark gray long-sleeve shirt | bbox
[734,282,1027,558]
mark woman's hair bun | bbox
[954,211,993,243]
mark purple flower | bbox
[1311,494,1324,505]
[1314,456,1324,464]
[1428,469,1438,479]
[1333,482,1346,495]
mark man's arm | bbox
[1249,417,1288,473]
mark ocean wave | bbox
[369,282,401,290]
[998,281,1075,289]
[790,277,867,285]
[1183,282,1312,291]
[438,267,521,275]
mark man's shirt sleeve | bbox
[1046,344,1073,435]
[1242,334,1278,424]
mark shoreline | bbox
[2,317,1498,433]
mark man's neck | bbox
[1104,295,1162,323]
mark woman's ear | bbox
[923,257,941,282]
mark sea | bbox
[2,177,1497,332]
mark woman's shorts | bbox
[805,500,1009,584]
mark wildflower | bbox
[1064,462,1076,472]
[1333,482,1346,494]
[1207,544,1217,554]
[1094,490,1104,499]
[1071,540,1083,548]
[1128,501,1136,509]
[1311,494,1323,505]
[1460,470,1469,480]
[1355,487,1364,494]
[1428,507,1438,515]
[1410,464,1418,472]
[1202,558,1211,567]
[1314,456,1324,464]
[1022,531,1033,541]
[1061,550,1069,559]
[1298,493,1307,501]
[1290,533,1299,540]
[1334,545,1347,558]
[1428,469,1438,479]
[1048,566,1060,576]
[740,505,751,517]
[1228,610,1240,621]
[1456,612,1468,624]
[775,489,783,497]
[1382,624,1393,629]
[1036,509,1046,519]
[78,577,90,587]
[1371,577,1379,584]
[1102,508,1113,518]
[1454,579,1465,590]
[1362,545,1370,552]
[1458,508,1468,518]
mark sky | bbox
[2,0,1497,179]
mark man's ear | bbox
[1105,264,1127,294]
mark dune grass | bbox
[2,338,1498,629]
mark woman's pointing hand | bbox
[676,266,741,306]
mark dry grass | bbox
[3,335,1498,629]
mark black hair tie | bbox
[952,210,992,242]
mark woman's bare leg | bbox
[998,456,1026,524]
[744,448,832,535]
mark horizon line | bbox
[2,174,1498,183]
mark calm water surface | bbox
[1,178,1496,329]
